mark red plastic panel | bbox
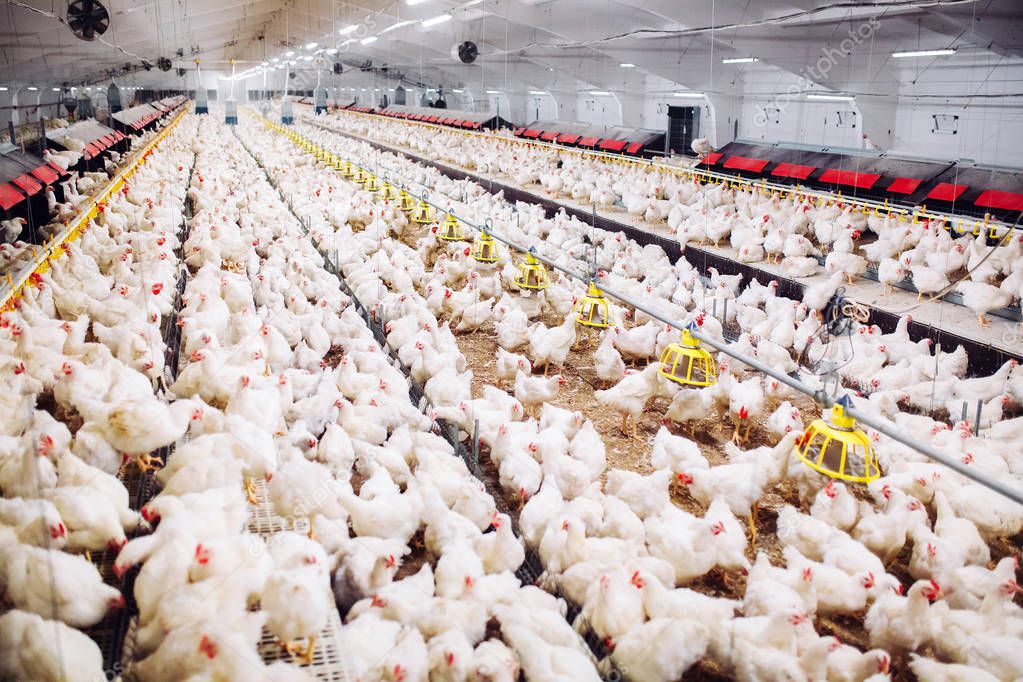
[0,183,24,210]
[771,162,816,180]
[974,189,1023,211]
[539,131,559,141]
[523,129,541,139]
[31,165,59,185]
[887,177,923,194]
[12,174,42,196]
[556,133,580,144]
[625,142,643,154]
[699,152,724,165]
[47,162,68,177]
[818,169,881,189]
[578,137,600,147]
[927,182,968,202]
[599,139,629,152]
[724,155,769,173]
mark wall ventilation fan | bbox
[333,62,343,75]
[158,57,172,71]
[67,0,110,41]
[453,41,478,64]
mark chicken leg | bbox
[243,477,259,504]
[620,413,630,436]
[299,635,317,665]
[977,314,990,328]
[747,503,758,545]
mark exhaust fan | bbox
[67,0,110,42]
[453,41,478,64]
[333,62,343,75]
[158,57,172,71]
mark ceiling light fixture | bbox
[892,48,956,58]
[722,56,758,64]
[529,90,546,95]
[806,93,854,101]
[27,86,38,91]
[619,63,634,68]
[380,20,414,34]
[452,88,464,93]
[339,25,358,35]
[52,87,61,91]
[285,50,295,57]
[325,48,338,55]
[486,89,500,94]
[305,42,318,50]
[361,36,378,45]
[421,14,452,27]
[407,0,429,4]
[590,90,612,96]
[0,87,8,91]
[672,91,704,97]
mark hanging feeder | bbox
[381,183,400,201]
[471,226,500,262]
[795,395,881,483]
[364,174,381,192]
[438,213,466,241]
[350,167,365,183]
[575,280,614,328]
[400,190,416,212]
[340,160,355,177]
[514,247,549,291]
[412,199,435,224]
[659,323,717,387]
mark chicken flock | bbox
[320,111,1023,333]
[0,104,1020,682]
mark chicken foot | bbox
[280,635,317,665]
[134,452,164,474]
[977,313,990,328]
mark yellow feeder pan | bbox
[350,167,365,183]
[411,200,435,224]
[381,183,400,201]
[659,324,716,387]
[400,191,417,212]
[514,247,549,290]
[438,214,466,241]
[340,161,355,177]
[471,228,500,262]
[364,174,382,192]
[796,396,881,484]
[575,280,614,328]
